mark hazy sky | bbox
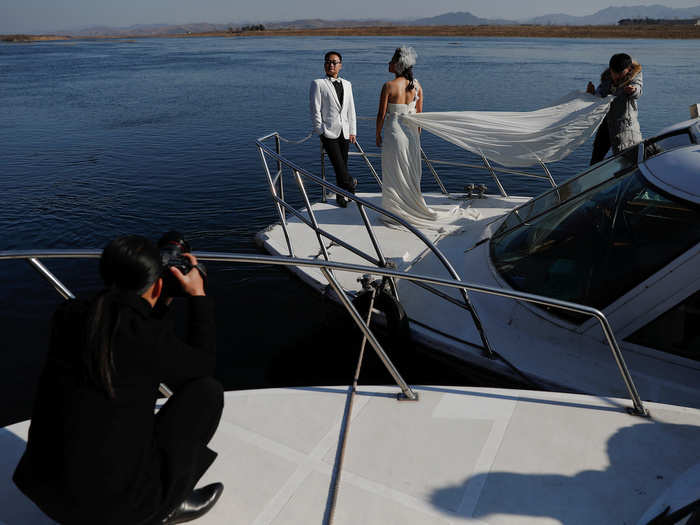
[3,0,700,33]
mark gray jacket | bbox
[595,62,643,152]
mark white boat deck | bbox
[2,386,699,524]
[256,191,525,295]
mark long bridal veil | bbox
[403,91,612,168]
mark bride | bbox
[375,46,462,229]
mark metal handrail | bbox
[0,249,649,416]
[346,152,557,187]
[420,147,449,195]
[354,114,558,195]
[352,139,382,188]
[257,133,495,357]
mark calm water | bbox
[1,36,698,424]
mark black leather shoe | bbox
[336,195,348,208]
[163,483,224,524]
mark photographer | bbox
[14,235,224,525]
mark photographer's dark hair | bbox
[324,50,342,63]
[86,235,162,398]
[609,53,632,74]
[391,48,415,92]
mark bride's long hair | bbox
[391,46,417,92]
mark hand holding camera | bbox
[170,253,205,296]
[158,231,207,298]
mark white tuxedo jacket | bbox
[309,77,357,140]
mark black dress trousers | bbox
[590,114,611,165]
[321,134,354,191]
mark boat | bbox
[3,386,700,524]
[255,109,700,409]
[1,251,699,524]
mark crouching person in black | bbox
[13,235,224,524]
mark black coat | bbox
[13,292,216,525]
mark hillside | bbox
[8,4,700,39]
[411,11,513,26]
[526,4,700,25]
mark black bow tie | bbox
[329,77,344,105]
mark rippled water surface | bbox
[1,36,698,423]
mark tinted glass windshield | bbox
[644,130,695,160]
[491,169,700,322]
[494,147,637,238]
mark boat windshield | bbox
[644,126,698,160]
[494,147,638,238]
[490,167,700,322]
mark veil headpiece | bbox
[394,46,417,74]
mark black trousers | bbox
[590,115,611,166]
[151,377,224,523]
[321,134,354,191]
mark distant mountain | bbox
[522,13,583,26]
[411,11,513,26]
[526,4,700,25]
[68,19,399,35]
[265,18,393,29]
[268,6,700,29]
[56,4,700,37]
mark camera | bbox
[158,231,206,297]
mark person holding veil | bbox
[375,46,461,229]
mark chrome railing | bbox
[0,249,649,417]
[346,115,558,198]
[257,123,560,361]
[346,146,558,197]
[257,132,496,359]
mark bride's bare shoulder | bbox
[385,77,400,88]
[382,78,400,95]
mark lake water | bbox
[1,35,698,424]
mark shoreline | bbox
[4,24,700,42]
[1,34,71,42]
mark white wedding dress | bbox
[381,100,464,230]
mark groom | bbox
[310,51,357,207]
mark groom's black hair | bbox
[324,51,342,62]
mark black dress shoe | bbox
[336,195,348,208]
[163,483,224,524]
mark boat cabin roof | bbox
[642,119,700,204]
